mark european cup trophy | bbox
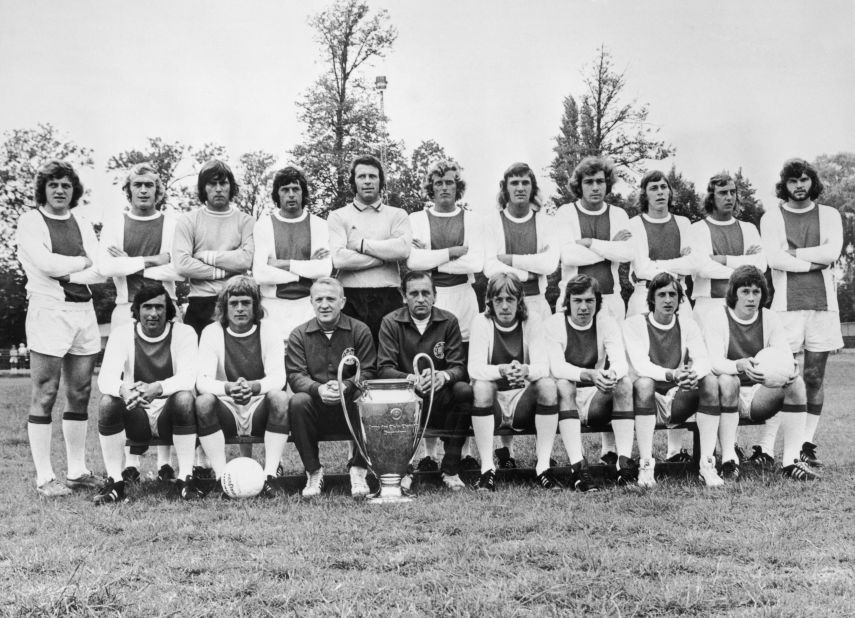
[338,353,435,504]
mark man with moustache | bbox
[753,158,843,468]
[173,159,254,337]
[327,154,412,342]
[253,166,331,345]
[377,271,472,492]
[94,283,199,504]
[286,277,376,499]
[689,173,765,326]
[623,273,722,488]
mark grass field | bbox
[1,352,854,616]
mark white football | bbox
[220,457,266,499]
[753,347,794,388]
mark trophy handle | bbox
[337,355,372,468]
[411,352,436,451]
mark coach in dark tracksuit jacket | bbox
[377,271,472,479]
[286,288,376,475]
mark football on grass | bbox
[220,457,265,499]
[753,347,794,388]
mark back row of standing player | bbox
[16,154,841,496]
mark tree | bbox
[548,46,674,204]
[0,124,95,346]
[666,165,702,222]
[387,139,455,213]
[732,167,762,226]
[106,138,226,212]
[232,150,277,219]
[291,0,398,216]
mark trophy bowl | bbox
[338,353,434,504]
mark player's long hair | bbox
[562,274,602,315]
[197,159,239,203]
[216,276,264,328]
[568,157,616,201]
[496,162,543,211]
[131,282,177,323]
[122,163,166,208]
[271,166,310,208]
[725,265,769,310]
[34,160,85,209]
[484,272,528,323]
[646,272,684,313]
[638,170,673,213]
[703,172,738,215]
[348,154,386,194]
[422,160,466,202]
[775,158,824,201]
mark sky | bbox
[1,0,854,223]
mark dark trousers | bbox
[184,296,218,338]
[342,287,403,343]
[425,382,473,475]
[289,392,367,473]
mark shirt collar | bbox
[306,314,353,333]
[353,199,383,212]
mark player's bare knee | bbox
[699,374,719,404]
[718,374,740,403]
[170,391,196,423]
[535,377,557,404]
[803,365,825,391]
[613,377,633,408]
[194,393,218,422]
[783,375,807,403]
[472,380,496,407]
[556,379,575,407]
[633,377,654,406]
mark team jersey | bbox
[98,210,182,305]
[760,202,843,312]
[544,311,628,384]
[688,218,765,300]
[16,208,103,307]
[196,319,285,396]
[702,306,792,380]
[252,210,332,300]
[627,213,695,283]
[407,206,484,287]
[173,206,254,298]
[467,312,549,384]
[97,321,198,398]
[622,311,710,383]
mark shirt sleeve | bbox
[257,322,286,394]
[16,212,88,277]
[195,325,226,396]
[289,216,333,279]
[328,209,384,271]
[467,314,503,381]
[285,328,323,398]
[159,324,198,396]
[97,326,130,397]
[173,213,226,280]
[377,316,407,379]
[252,216,299,285]
[793,206,844,265]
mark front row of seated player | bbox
[93,265,815,503]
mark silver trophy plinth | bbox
[338,353,435,504]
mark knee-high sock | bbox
[804,409,821,444]
[718,411,739,463]
[756,413,780,455]
[534,413,559,475]
[600,431,617,456]
[29,421,54,486]
[62,418,89,479]
[558,418,583,465]
[472,415,495,474]
[157,445,173,469]
[423,436,440,460]
[666,427,688,458]
[635,415,656,461]
[695,413,720,461]
[195,445,211,468]
[124,446,140,469]
[172,434,197,480]
[781,407,807,465]
[500,434,514,457]
[99,431,125,481]
[198,431,227,479]
[264,432,288,477]
[612,419,635,460]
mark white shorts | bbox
[692,296,726,328]
[435,283,479,341]
[495,387,527,431]
[145,398,168,437]
[525,294,553,322]
[218,394,266,436]
[575,386,600,425]
[737,384,762,419]
[26,302,101,357]
[654,386,695,426]
[627,283,692,318]
[261,296,316,342]
[777,310,843,353]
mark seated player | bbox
[544,275,635,490]
[286,277,377,498]
[702,266,816,480]
[468,272,558,491]
[194,276,289,498]
[94,283,198,503]
[377,271,472,492]
[623,273,722,488]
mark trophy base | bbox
[366,474,413,504]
